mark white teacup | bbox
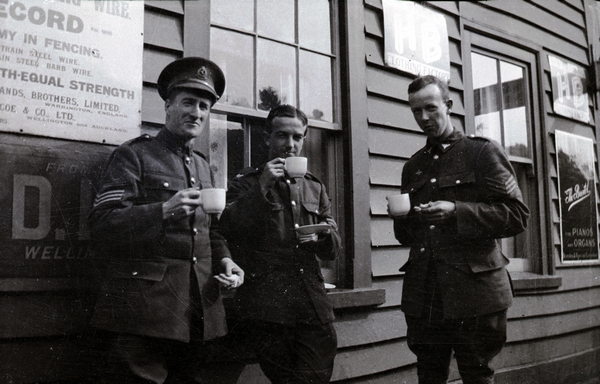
[201,188,226,214]
[284,157,307,178]
[387,193,411,216]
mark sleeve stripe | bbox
[485,175,518,195]
[93,190,125,207]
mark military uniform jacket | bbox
[220,167,341,325]
[394,130,529,319]
[89,128,231,342]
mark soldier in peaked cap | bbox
[157,56,226,103]
[89,57,244,384]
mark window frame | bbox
[208,0,342,131]
[469,50,535,268]
[202,0,361,292]
[462,24,559,288]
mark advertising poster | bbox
[555,130,599,263]
[382,0,450,81]
[0,139,110,277]
[548,55,590,124]
[0,0,144,145]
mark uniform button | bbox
[185,157,191,164]
[291,201,296,207]
[163,182,170,188]
[132,271,138,276]
[455,180,461,184]
[294,224,300,228]
[299,268,304,273]
[315,209,319,214]
[433,155,439,160]
[193,228,198,235]
[190,177,196,184]
[192,257,197,263]
[420,248,426,253]
[429,225,435,230]
[430,178,436,183]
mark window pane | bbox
[298,0,331,53]
[472,53,498,88]
[500,61,530,158]
[211,28,254,108]
[472,53,502,143]
[302,127,327,182]
[257,39,296,110]
[503,107,529,157]
[250,121,269,167]
[475,113,502,143]
[211,0,254,31]
[257,0,294,43]
[300,51,333,122]
[226,120,245,184]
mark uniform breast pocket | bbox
[142,172,186,202]
[438,171,476,201]
[301,201,321,225]
[402,179,427,203]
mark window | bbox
[208,0,343,284]
[209,0,338,125]
[465,33,544,273]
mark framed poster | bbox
[555,130,599,263]
[0,0,144,144]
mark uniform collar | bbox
[426,129,463,153]
[157,127,193,156]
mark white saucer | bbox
[295,224,331,235]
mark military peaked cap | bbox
[157,57,225,102]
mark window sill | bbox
[510,272,562,293]
[327,287,386,309]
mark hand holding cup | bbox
[200,188,226,214]
[387,193,411,217]
[284,156,307,178]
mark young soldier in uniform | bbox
[391,76,529,384]
[89,57,244,383]
[220,105,341,383]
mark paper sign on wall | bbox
[0,0,144,145]
[548,55,590,124]
[382,0,450,81]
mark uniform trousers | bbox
[233,319,337,384]
[405,266,507,384]
[97,272,244,384]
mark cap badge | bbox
[196,66,208,81]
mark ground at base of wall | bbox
[449,379,600,384]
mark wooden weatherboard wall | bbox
[2,1,599,383]
[137,1,600,383]
[354,1,600,383]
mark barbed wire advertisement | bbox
[0,0,143,145]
